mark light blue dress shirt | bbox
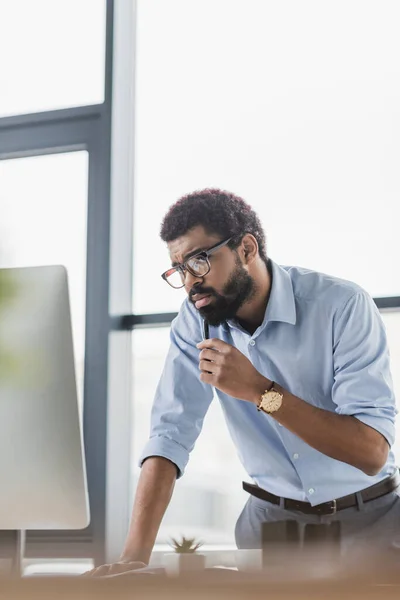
[139,260,397,506]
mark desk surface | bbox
[1,571,400,600]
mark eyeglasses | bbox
[161,237,233,289]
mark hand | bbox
[196,338,269,403]
[81,560,147,577]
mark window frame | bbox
[0,0,114,566]
[1,0,399,567]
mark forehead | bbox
[168,225,221,265]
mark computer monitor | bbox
[0,265,90,531]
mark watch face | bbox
[270,392,282,410]
[262,389,282,413]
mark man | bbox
[87,188,398,576]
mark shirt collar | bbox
[226,258,296,331]
[263,259,297,326]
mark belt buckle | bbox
[328,499,337,515]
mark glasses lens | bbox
[165,268,184,288]
[187,256,209,277]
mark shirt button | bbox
[278,423,283,427]
[293,453,299,460]
[249,340,255,346]
[308,488,315,495]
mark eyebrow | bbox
[171,247,204,268]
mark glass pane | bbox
[132,314,400,545]
[381,312,400,460]
[131,327,249,546]
[133,0,400,314]
[0,0,106,117]
[0,151,88,407]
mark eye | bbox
[187,256,208,276]
[191,257,204,269]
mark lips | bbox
[192,294,212,309]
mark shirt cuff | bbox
[354,414,396,448]
[138,436,190,479]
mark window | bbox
[133,0,400,314]
[382,312,400,459]
[131,327,248,545]
[131,0,400,548]
[0,151,88,406]
[0,0,113,565]
[0,0,106,117]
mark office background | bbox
[0,0,399,566]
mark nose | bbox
[184,270,204,294]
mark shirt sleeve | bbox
[332,290,397,447]
[138,301,214,477]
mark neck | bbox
[235,259,272,333]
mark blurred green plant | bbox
[169,536,203,554]
[0,269,21,381]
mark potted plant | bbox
[163,536,205,576]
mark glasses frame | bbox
[161,236,233,289]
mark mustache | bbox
[189,287,215,301]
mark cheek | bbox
[203,274,222,295]
[205,260,235,295]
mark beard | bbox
[189,256,257,327]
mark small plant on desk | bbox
[164,536,205,576]
[170,536,203,554]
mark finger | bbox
[97,563,145,578]
[113,563,137,573]
[199,360,215,374]
[199,348,220,362]
[196,338,230,352]
[83,565,111,578]
[80,567,103,577]
[118,564,145,574]
[200,372,214,385]
[80,569,98,577]
[122,561,147,571]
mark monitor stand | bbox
[0,531,25,577]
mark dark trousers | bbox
[235,488,400,565]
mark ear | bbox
[241,234,258,264]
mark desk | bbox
[1,574,400,600]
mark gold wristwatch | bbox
[257,381,283,414]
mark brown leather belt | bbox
[242,471,400,516]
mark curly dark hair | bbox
[160,188,268,265]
